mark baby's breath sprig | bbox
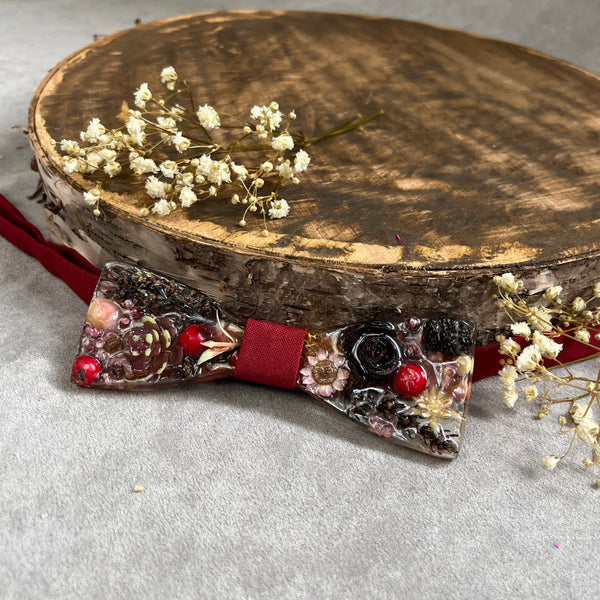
[493,273,600,479]
[53,66,383,234]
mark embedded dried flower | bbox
[300,347,350,398]
[412,388,463,432]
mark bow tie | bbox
[71,262,476,458]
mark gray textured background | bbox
[1,1,600,599]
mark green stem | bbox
[304,110,384,146]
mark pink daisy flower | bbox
[300,348,350,397]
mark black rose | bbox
[343,322,403,381]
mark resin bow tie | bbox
[71,262,476,458]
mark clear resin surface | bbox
[72,262,475,458]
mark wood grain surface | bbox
[29,10,600,341]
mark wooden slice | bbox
[29,10,600,342]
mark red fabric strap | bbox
[234,318,308,389]
[0,194,100,303]
[1,194,599,382]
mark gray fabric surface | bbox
[1,1,600,598]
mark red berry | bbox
[71,356,102,386]
[178,324,212,356]
[393,363,427,396]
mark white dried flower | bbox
[261,161,274,173]
[243,125,252,135]
[62,157,80,174]
[294,149,310,172]
[230,162,248,181]
[572,297,586,313]
[499,337,521,358]
[145,176,169,199]
[197,155,231,185]
[524,385,538,401]
[98,133,116,148]
[151,198,172,216]
[160,66,178,90]
[271,132,294,152]
[76,158,95,174]
[83,188,101,206]
[268,198,290,219]
[173,133,191,153]
[60,139,80,154]
[544,286,563,302]
[575,328,591,343]
[510,322,531,337]
[250,104,283,132]
[196,104,220,130]
[130,157,158,176]
[289,110,296,120]
[126,117,146,146]
[209,186,217,196]
[212,161,231,186]
[104,162,121,177]
[515,345,543,372]
[493,273,522,294]
[170,105,185,121]
[86,152,104,170]
[571,404,589,424]
[134,82,152,109]
[277,160,293,180]
[80,118,106,143]
[498,365,518,388]
[593,282,600,297]
[179,172,194,187]
[503,388,519,408]
[532,331,563,360]
[542,455,560,470]
[527,306,553,332]
[156,116,178,133]
[98,149,117,162]
[179,186,197,208]
[576,418,600,447]
[159,160,179,178]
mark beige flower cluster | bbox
[493,273,600,479]
[55,67,316,233]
